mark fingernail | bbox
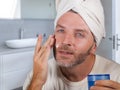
[94,81,98,85]
[38,35,42,39]
[90,86,94,89]
[49,35,52,38]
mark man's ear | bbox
[90,43,97,54]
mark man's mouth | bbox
[58,50,74,55]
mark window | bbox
[0,0,20,19]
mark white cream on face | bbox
[56,43,60,49]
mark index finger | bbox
[43,35,54,48]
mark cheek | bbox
[75,40,87,47]
[55,35,64,43]
[54,35,62,48]
[55,32,65,38]
[74,40,91,51]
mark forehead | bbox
[56,11,91,32]
[55,11,96,43]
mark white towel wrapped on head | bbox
[54,0,105,46]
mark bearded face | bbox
[53,11,96,68]
[53,43,93,68]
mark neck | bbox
[60,54,95,82]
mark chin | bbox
[55,58,77,68]
[56,61,74,68]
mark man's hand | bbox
[90,80,120,90]
[28,35,55,90]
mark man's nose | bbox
[62,34,74,46]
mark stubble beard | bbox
[53,44,92,68]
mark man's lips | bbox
[58,50,74,55]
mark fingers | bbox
[40,46,51,64]
[90,85,113,90]
[37,35,54,58]
[50,35,55,48]
[94,80,120,89]
[34,34,55,62]
[32,34,55,87]
[35,35,42,55]
[43,35,54,48]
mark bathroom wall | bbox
[21,0,55,19]
[0,19,54,46]
[96,0,113,60]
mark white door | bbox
[114,0,120,64]
[97,0,120,64]
[97,0,113,60]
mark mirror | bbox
[0,0,56,19]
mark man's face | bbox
[53,11,96,68]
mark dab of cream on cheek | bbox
[56,43,60,48]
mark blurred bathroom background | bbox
[0,0,120,90]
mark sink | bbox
[5,38,37,49]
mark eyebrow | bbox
[74,29,88,34]
[56,24,65,28]
[56,24,88,34]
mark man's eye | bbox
[75,33,84,37]
[57,29,64,33]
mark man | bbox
[23,0,120,90]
